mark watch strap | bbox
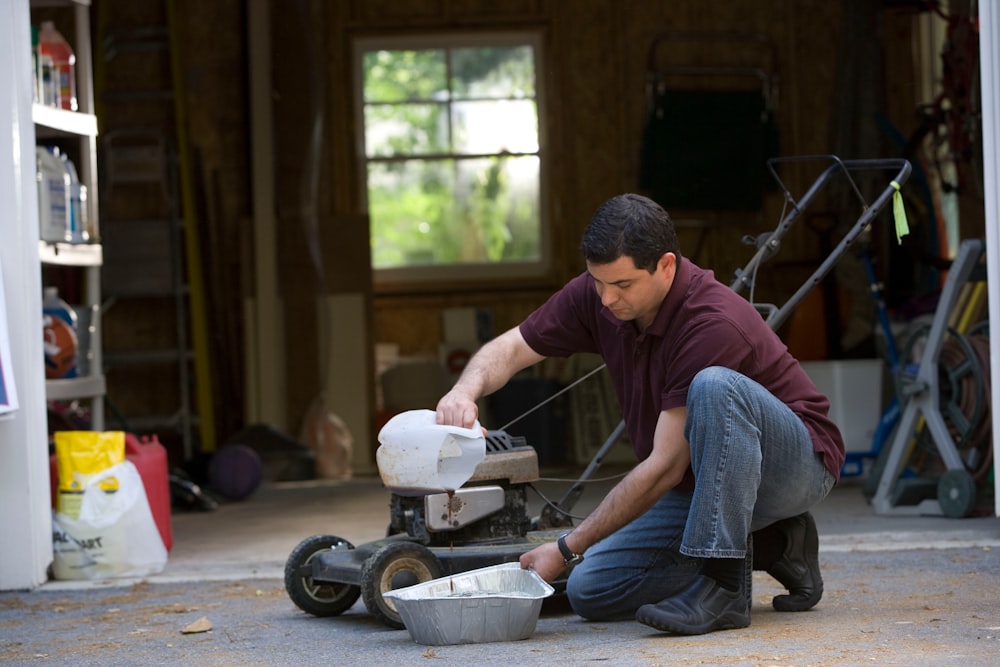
[557,533,580,563]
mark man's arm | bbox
[520,406,691,581]
[436,326,546,429]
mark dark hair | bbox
[580,194,681,272]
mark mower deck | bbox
[309,530,566,585]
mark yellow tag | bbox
[890,180,909,244]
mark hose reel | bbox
[870,239,990,518]
[938,329,992,481]
[895,321,991,479]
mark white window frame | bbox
[352,31,550,289]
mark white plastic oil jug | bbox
[37,146,71,243]
[376,409,486,494]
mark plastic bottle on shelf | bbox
[39,53,59,107]
[59,152,89,244]
[35,31,59,109]
[38,20,76,111]
[36,146,72,243]
[43,287,79,380]
[32,24,59,106]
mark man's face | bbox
[586,253,676,328]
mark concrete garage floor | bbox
[2,469,1000,666]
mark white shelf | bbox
[30,0,92,8]
[38,240,102,267]
[34,1,104,428]
[31,104,97,137]
[45,374,106,401]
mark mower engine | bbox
[387,431,541,546]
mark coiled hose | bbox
[938,331,992,481]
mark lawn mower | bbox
[284,422,625,629]
[284,155,912,629]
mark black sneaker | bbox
[636,575,750,635]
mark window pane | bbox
[368,159,456,268]
[452,99,538,154]
[451,46,536,98]
[365,102,449,156]
[454,156,540,262]
[363,49,447,103]
[358,35,544,281]
[368,155,540,269]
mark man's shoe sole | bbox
[636,575,750,636]
[637,607,749,635]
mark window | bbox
[354,32,547,287]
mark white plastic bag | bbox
[52,460,168,580]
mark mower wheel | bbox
[284,534,361,617]
[360,541,443,629]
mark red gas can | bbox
[49,432,173,551]
[125,433,173,551]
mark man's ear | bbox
[659,252,677,277]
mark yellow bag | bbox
[54,431,125,520]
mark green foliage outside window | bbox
[361,41,541,271]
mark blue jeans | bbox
[566,366,836,620]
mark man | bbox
[436,193,841,635]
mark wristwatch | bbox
[557,533,584,566]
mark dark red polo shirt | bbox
[519,259,846,481]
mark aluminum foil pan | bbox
[383,562,555,645]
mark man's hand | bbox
[518,541,567,582]
[434,326,546,429]
[435,391,480,429]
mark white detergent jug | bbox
[376,409,486,494]
[37,146,71,243]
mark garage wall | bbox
[265,0,934,453]
[101,0,983,465]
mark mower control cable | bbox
[497,362,608,431]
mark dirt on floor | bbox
[2,546,999,667]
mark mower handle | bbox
[729,155,912,332]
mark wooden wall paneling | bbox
[348,0,446,24]
[275,209,376,466]
[276,212,320,436]
[618,0,662,201]
[317,214,375,471]
[549,1,631,283]
[330,1,363,210]
[373,290,551,356]
[88,0,949,460]
[347,0,546,26]
[271,0,330,435]
[448,0,545,20]
[274,0,381,456]
[176,0,251,442]
[276,0,937,426]
[623,2,792,275]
